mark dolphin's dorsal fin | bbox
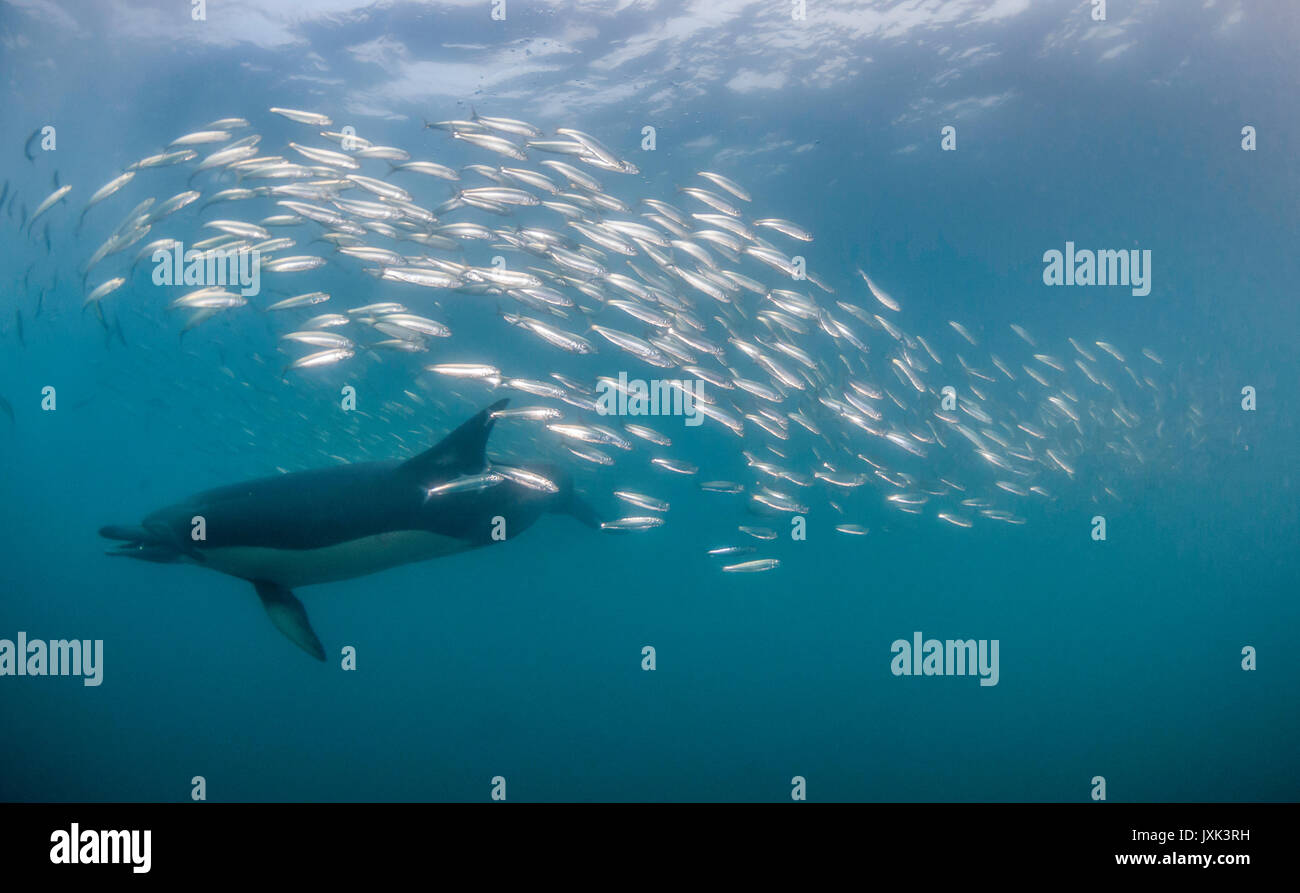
[400,399,508,482]
[254,580,326,661]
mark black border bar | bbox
[1,803,1285,878]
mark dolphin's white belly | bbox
[199,529,476,587]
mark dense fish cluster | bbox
[9,107,1216,571]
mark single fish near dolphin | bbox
[100,400,602,660]
[27,183,71,233]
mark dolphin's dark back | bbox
[129,396,512,551]
[97,399,607,661]
[145,459,419,550]
[100,398,601,555]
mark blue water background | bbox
[0,0,1296,801]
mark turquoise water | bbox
[1,0,1297,802]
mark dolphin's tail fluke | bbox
[563,488,604,530]
[511,457,605,529]
[533,464,604,529]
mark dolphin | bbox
[99,399,601,660]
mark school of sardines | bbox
[10,106,1213,574]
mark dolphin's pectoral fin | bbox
[400,398,509,482]
[253,580,326,662]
